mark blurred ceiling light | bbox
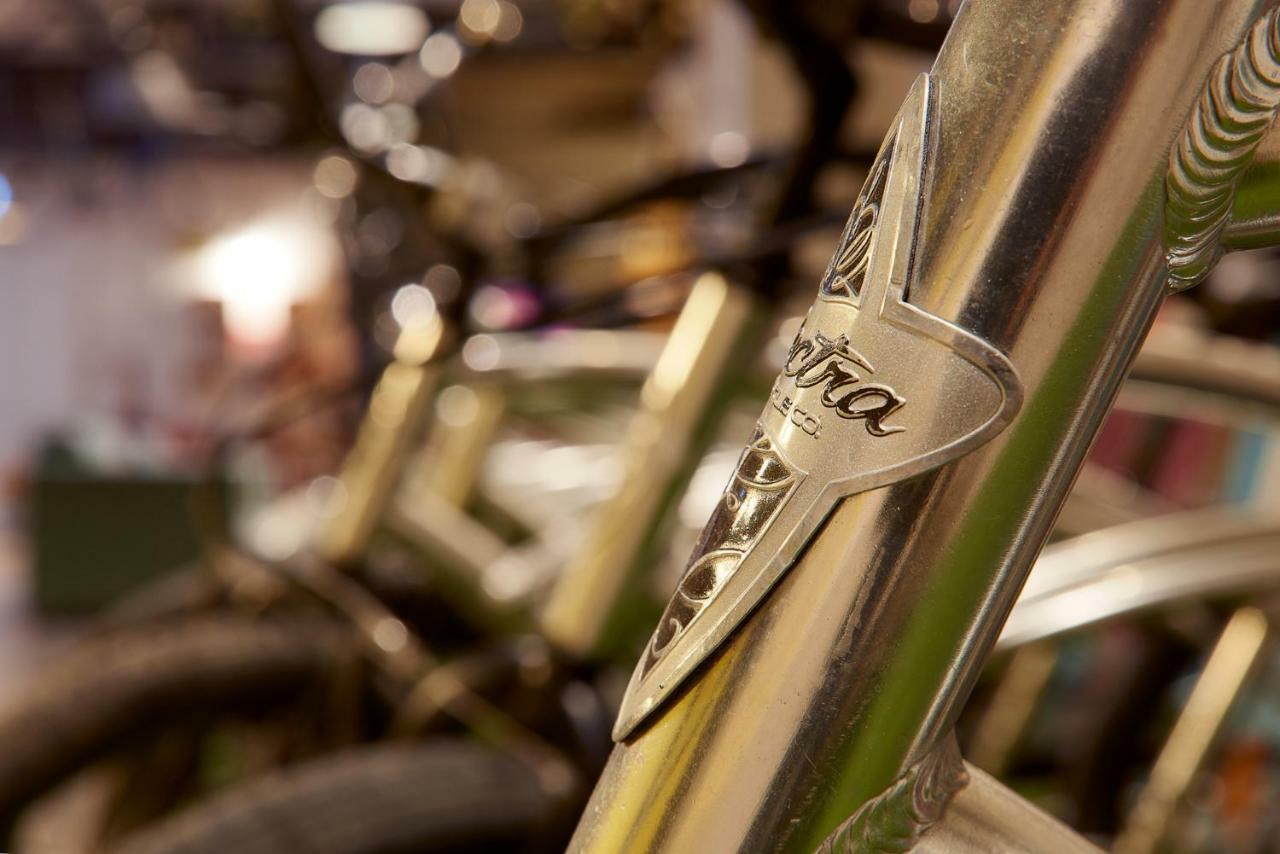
[372,617,409,653]
[340,102,391,152]
[385,143,427,181]
[353,62,396,103]
[470,284,538,330]
[423,264,462,302]
[390,283,437,327]
[379,103,420,145]
[493,1,524,43]
[418,32,462,78]
[459,0,501,41]
[388,54,434,102]
[313,154,360,198]
[341,102,420,152]
[461,334,500,371]
[708,131,750,168]
[195,219,323,348]
[469,285,512,329]
[132,50,208,130]
[314,2,430,56]
[386,143,449,185]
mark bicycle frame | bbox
[568,0,1280,850]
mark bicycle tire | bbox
[114,740,559,854]
[0,615,352,822]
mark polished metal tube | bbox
[1225,134,1280,250]
[917,763,1100,853]
[569,1,1271,851]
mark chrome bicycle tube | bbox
[569,0,1274,850]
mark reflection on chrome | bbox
[1000,509,1280,651]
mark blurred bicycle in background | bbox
[4,1,1280,852]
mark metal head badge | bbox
[614,75,1024,741]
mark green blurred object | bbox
[29,441,224,613]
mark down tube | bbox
[568,0,1271,852]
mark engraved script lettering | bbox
[783,330,905,436]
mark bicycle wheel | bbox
[0,614,353,823]
[114,740,560,854]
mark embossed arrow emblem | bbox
[614,75,1024,740]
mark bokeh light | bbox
[314,2,430,56]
